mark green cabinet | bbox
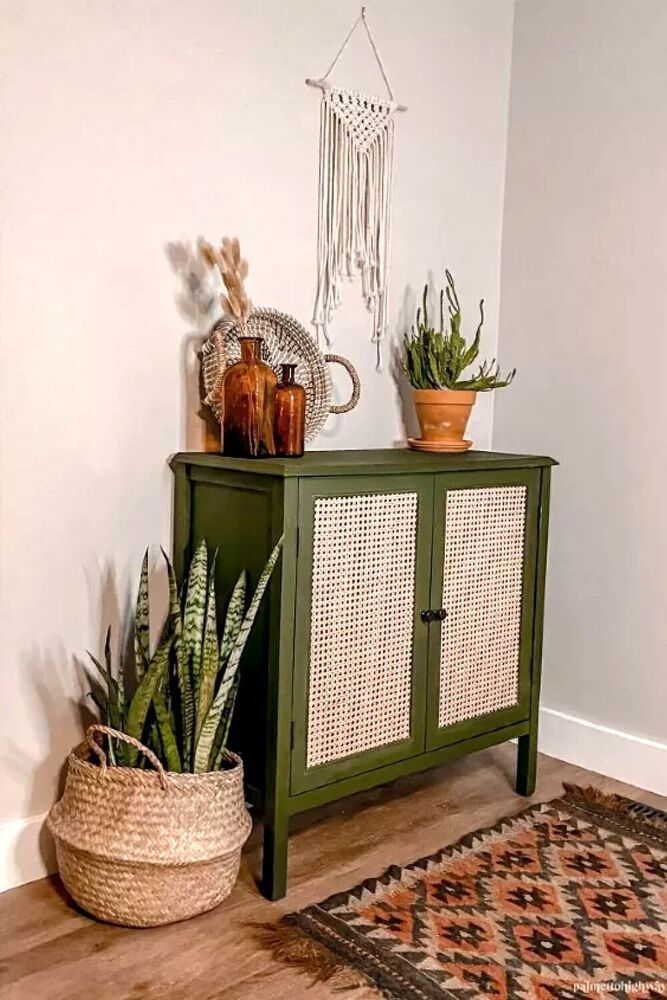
[171,448,555,900]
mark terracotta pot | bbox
[412,388,477,450]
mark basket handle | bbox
[325,354,361,414]
[85,724,168,790]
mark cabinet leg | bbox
[516,730,538,797]
[261,812,289,901]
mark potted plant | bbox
[47,537,282,927]
[403,270,515,452]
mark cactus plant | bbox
[403,270,515,391]
[87,537,283,773]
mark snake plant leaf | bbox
[162,548,194,769]
[209,673,240,770]
[183,540,208,683]
[219,571,246,667]
[87,648,123,734]
[87,649,111,686]
[195,554,220,743]
[116,658,128,765]
[153,679,182,773]
[200,659,237,773]
[117,658,126,725]
[134,549,150,679]
[161,547,182,636]
[104,625,112,676]
[194,536,284,773]
[211,671,245,769]
[145,719,161,766]
[88,686,107,717]
[124,629,173,762]
[87,636,129,764]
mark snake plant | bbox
[403,269,515,391]
[87,537,283,773]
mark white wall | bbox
[495,0,667,789]
[0,0,515,886]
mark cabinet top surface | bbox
[171,449,557,478]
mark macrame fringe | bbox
[251,920,381,996]
[312,89,394,370]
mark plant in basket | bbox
[403,269,515,453]
[47,537,282,927]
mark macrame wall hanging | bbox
[307,7,406,370]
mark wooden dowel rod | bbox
[304,77,407,112]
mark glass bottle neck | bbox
[239,337,262,363]
[281,364,296,385]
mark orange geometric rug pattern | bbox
[278,786,667,999]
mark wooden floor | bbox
[1,746,665,1000]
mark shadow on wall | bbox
[391,284,419,442]
[166,240,222,451]
[3,557,164,887]
[2,643,90,883]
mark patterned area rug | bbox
[259,786,667,999]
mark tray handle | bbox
[325,354,361,414]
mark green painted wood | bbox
[286,719,530,815]
[290,474,434,794]
[184,470,279,795]
[172,462,192,584]
[516,466,552,796]
[261,478,298,900]
[171,448,557,479]
[169,447,556,901]
[425,469,540,751]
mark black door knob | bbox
[421,609,448,623]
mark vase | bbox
[410,388,477,452]
[220,337,276,457]
[274,364,306,458]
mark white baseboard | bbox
[0,812,54,893]
[539,707,667,797]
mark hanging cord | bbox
[306,6,407,111]
[321,9,365,82]
[359,7,394,101]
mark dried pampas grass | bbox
[198,236,252,332]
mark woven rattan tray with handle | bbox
[201,308,360,443]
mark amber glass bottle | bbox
[274,364,305,457]
[220,337,276,457]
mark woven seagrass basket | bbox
[47,725,252,927]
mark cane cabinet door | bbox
[291,475,433,793]
[425,470,540,750]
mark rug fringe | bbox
[251,920,380,995]
[562,783,667,834]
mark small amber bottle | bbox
[274,364,305,457]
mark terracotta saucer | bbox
[407,437,473,453]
